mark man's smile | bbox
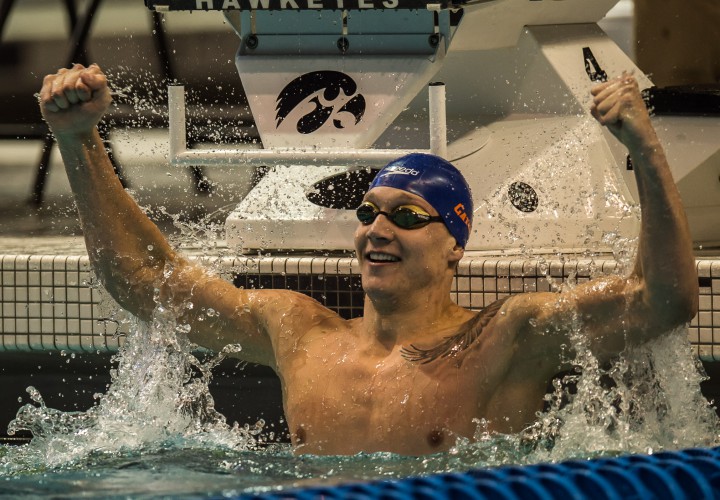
[367,252,401,263]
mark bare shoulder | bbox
[249,288,345,332]
[492,292,559,331]
[257,289,349,363]
[496,274,640,367]
[501,274,635,328]
[173,269,343,367]
[492,292,571,363]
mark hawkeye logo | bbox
[275,71,366,135]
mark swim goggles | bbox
[356,202,444,230]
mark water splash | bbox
[487,323,720,465]
[1,307,260,476]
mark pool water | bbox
[0,434,643,499]
[0,444,439,499]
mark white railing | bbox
[167,83,448,168]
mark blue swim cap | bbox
[368,153,473,248]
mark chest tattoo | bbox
[400,297,509,364]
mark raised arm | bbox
[589,73,698,328]
[509,74,698,368]
[38,64,326,367]
[39,64,177,320]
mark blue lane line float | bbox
[233,447,720,499]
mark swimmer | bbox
[38,64,698,456]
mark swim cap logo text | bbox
[454,203,471,229]
[382,165,420,176]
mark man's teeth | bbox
[369,253,400,262]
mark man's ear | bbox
[448,243,464,265]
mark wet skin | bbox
[278,298,550,455]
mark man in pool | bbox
[39,64,698,456]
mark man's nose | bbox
[366,213,395,241]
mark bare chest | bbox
[279,341,493,455]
